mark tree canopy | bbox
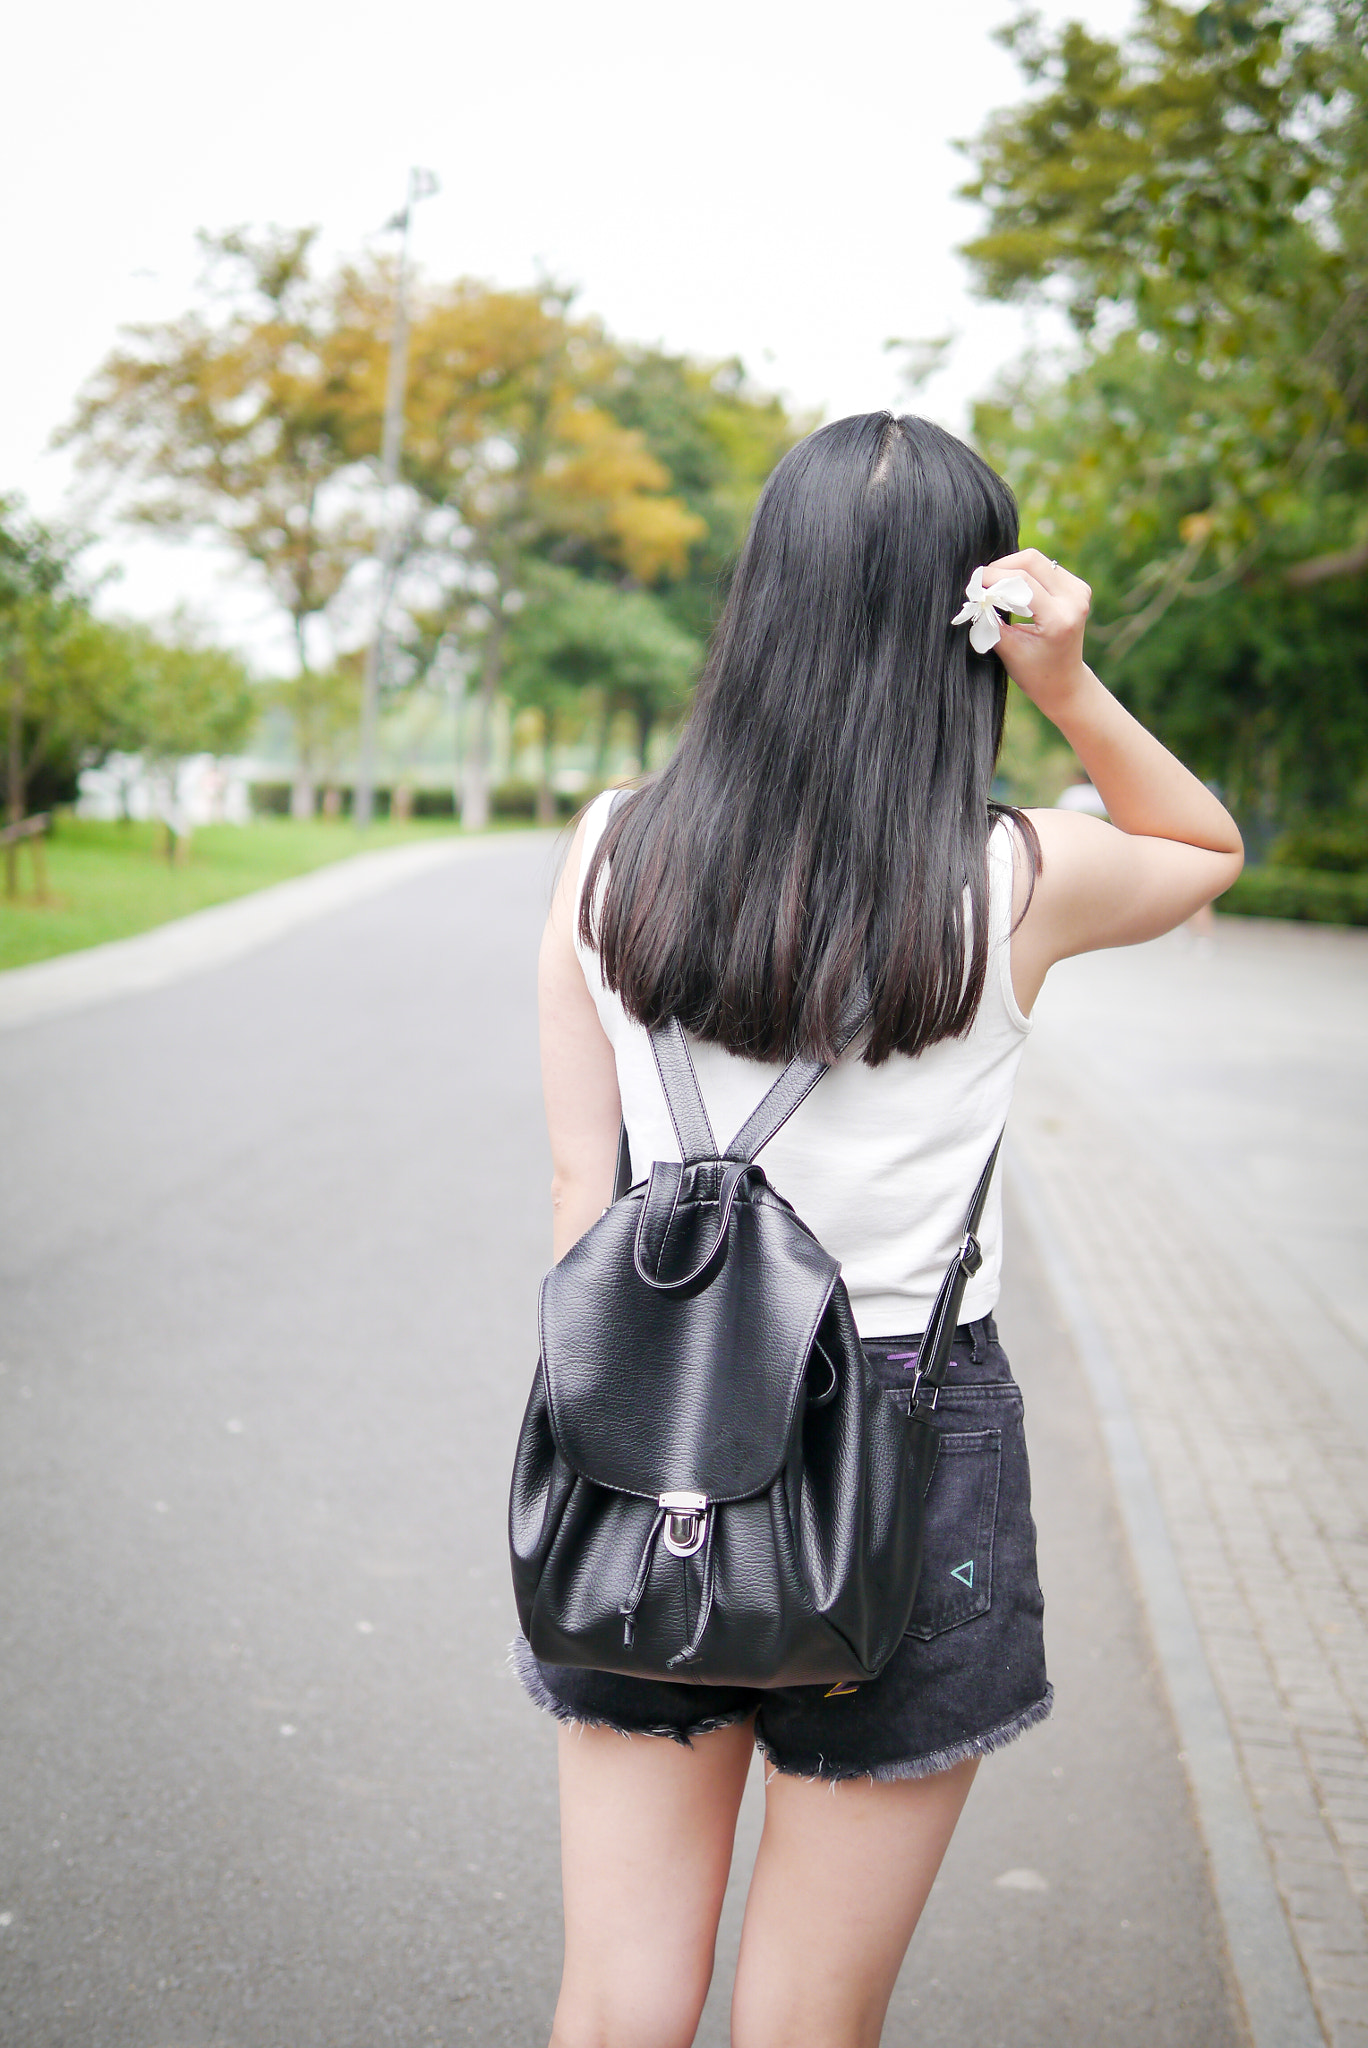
[61,237,803,823]
[1,496,255,875]
[959,0,1368,828]
[60,230,377,670]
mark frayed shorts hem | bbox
[753,1684,1054,1784]
[509,1633,753,1745]
[510,1635,1053,1782]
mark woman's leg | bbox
[551,1714,756,2048]
[730,1757,978,2048]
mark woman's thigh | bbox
[731,1757,979,2048]
[553,1714,756,2048]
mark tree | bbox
[399,282,706,827]
[59,234,804,828]
[58,228,381,814]
[269,655,363,817]
[0,500,254,884]
[956,0,1368,828]
[105,621,255,857]
[598,349,807,642]
[959,0,1368,628]
[973,322,1368,827]
[501,567,702,818]
[0,501,135,891]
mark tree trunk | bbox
[290,627,318,821]
[594,691,613,778]
[6,670,25,901]
[536,708,556,825]
[635,703,655,775]
[460,610,507,832]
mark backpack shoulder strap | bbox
[722,987,869,1163]
[648,986,868,1172]
[649,1018,719,1163]
[910,1131,1005,1406]
[598,789,721,1175]
[611,1120,634,1201]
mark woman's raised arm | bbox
[986,549,1244,1013]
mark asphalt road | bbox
[1,836,1247,2046]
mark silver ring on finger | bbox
[1048,558,1059,570]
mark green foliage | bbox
[960,0,1367,565]
[60,239,805,827]
[488,778,580,822]
[1269,817,1368,872]
[269,654,362,796]
[502,567,701,728]
[599,349,807,640]
[106,619,255,766]
[993,691,1081,806]
[498,566,702,817]
[1,501,134,818]
[399,280,712,822]
[1,497,258,851]
[59,230,377,664]
[1219,865,1368,924]
[961,0,1368,830]
[975,329,1368,826]
[962,3,1349,331]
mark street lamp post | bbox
[354,166,439,831]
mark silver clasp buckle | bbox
[659,1490,709,1558]
[907,1364,939,1411]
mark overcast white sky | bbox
[5,0,1137,668]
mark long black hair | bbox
[580,411,1039,1066]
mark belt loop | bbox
[969,1318,985,1364]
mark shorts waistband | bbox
[862,1313,999,1363]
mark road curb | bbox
[0,834,520,1032]
[1008,1150,1326,2048]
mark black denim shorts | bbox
[512,1316,1051,1782]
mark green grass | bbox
[0,814,485,973]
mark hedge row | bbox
[1219,866,1368,927]
[248,781,584,821]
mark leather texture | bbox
[509,1010,1001,1688]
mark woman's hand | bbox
[981,549,1093,727]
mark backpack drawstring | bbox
[619,1505,718,1662]
[619,1508,666,1647]
[667,1510,718,1669]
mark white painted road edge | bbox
[1008,1152,1325,2048]
[0,835,511,1032]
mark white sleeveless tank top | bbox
[573,790,1031,1337]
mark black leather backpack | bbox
[509,1013,1000,1688]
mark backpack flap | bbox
[538,1173,841,1503]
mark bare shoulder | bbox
[547,811,594,939]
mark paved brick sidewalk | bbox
[1011,927,1368,2048]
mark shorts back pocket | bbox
[905,1427,1002,1640]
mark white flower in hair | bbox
[951,567,1035,654]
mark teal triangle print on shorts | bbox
[950,1559,974,1588]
